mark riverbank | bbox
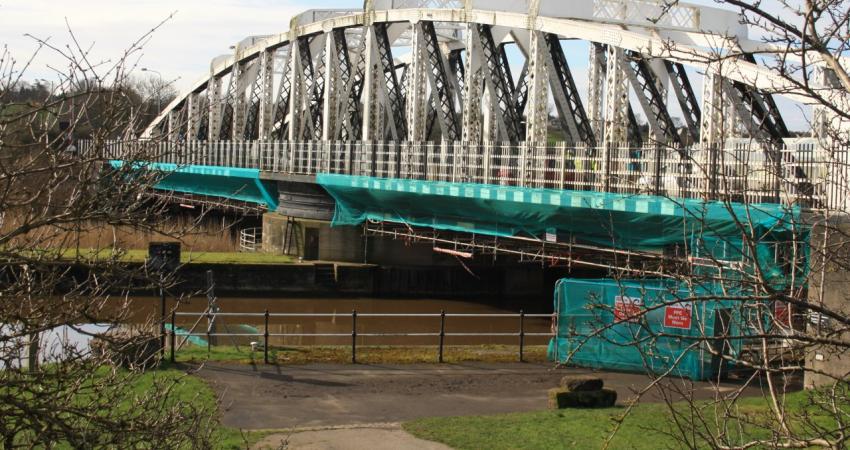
[172,344,549,365]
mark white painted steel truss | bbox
[143,0,849,148]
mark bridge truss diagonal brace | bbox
[298,34,328,141]
[287,38,306,142]
[543,33,596,146]
[423,21,461,142]
[362,23,406,141]
[478,24,523,144]
[273,45,294,141]
[376,23,406,141]
[232,58,261,141]
[323,29,353,141]
[339,28,367,141]
[625,51,681,147]
[665,61,701,143]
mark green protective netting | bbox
[317,173,803,252]
[110,161,279,209]
[546,278,741,381]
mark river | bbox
[123,296,552,347]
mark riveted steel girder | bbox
[339,27,367,141]
[448,49,465,104]
[374,22,407,140]
[664,61,700,142]
[323,28,353,140]
[603,46,629,146]
[525,30,549,145]
[272,45,294,141]
[544,33,595,146]
[513,62,529,120]
[587,43,606,144]
[423,21,461,142]
[626,51,681,146]
[478,24,522,144]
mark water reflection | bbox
[122,296,552,346]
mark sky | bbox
[1,0,811,131]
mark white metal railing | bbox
[238,227,262,252]
[79,138,850,211]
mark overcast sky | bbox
[1,0,811,130]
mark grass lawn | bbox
[404,389,847,449]
[172,344,549,365]
[129,365,270,449]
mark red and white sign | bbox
[663,302,693,329]
[774,301,791,328]
[614,296,643,323]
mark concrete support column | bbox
[258,49,276,141]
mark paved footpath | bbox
[251,423,451,450]
[193,362,764,431]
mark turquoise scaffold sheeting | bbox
[317,173,801,252]
[547,278,739,381]
[110,162,279,209]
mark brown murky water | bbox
[122,296,552,346]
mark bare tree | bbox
[0,22,218,449]
[550,1,850,448]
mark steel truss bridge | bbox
[97,0,850,270]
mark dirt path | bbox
[192,362,764,430]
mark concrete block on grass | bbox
[548,387,617,409]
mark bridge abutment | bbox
[805,215,850,388]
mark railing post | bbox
[206,314,211,354]
[439,309,445,363]
[264,309,270,364]
[519,310,525,363]
[351,309,357,364]
[170,310,176,363]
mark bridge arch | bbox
[143,0,847,150]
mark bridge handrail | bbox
[86,138,850,211]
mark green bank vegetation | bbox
[49,248,296,265]
[172,344,550,365]
[404,388,849,450]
